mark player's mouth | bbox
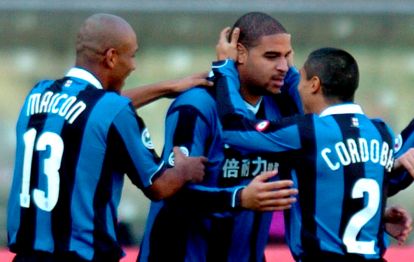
[270,76,285,88]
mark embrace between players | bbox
[8,12,414,262]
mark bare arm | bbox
[149,147,208,200]
[122,72,213,108]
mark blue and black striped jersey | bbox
[138,86,235,262]
[213,60,408,260]
[138,66,301,262]
[209,68,302,262]
[8,68,164,261]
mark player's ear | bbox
[237,43,248,64]
[310,76,322,94]
[103,48,118,69]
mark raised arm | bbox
[388,119,414,196]
[122,72,213,108]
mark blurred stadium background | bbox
[1,0,414,252]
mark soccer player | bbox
[137,12,412,262]
[138,12,301,262]
[7,13,207,262]
[213,46,414,261]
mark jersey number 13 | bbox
[20,128,63,212]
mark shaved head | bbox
[76,13,136,63]
[75,13,138,91]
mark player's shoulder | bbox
[370,117,391,128]
[166,87,217,121]
[99,91,131,109]
[170,86,216,110]
[400,118,414,135]
[28,79,56,94]
[370,117,395,134]
[178,86,214,101]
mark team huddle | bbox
[7,11,414,262]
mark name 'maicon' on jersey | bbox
[212,59,410,261]
[8,69,164,261]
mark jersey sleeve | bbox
[282,66,303,114]
[388,119,414,196]
[395,118,414,157]
[109,104,165,192]
[213,59,302,154]
[162,98,245,213]
[171,184,245,213]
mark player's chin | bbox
[267,85,283,94]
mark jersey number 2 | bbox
[343,178,380,255]
[20,128,63,211]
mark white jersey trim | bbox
[319,103,364,117]
[66,67,103,90]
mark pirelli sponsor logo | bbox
[255,120,270,132]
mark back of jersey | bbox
[7,76,130,259]
[286,112,394,260]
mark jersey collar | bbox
[319,103,364,117]
[244,97,263,115]
[65,67,103,89]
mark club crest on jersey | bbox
[141,128,154,150]
[64,80,73,87]
[168,146,189,166]
[394,134,403,153]
[256,120,270,131]
[351,117,359,127]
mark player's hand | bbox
[216,27,239,61]
[384,205,413,245]
[240,170,298,211]
[394,148,414,178]
[173,146,207,183]
[164,72,214,98]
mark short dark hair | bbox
[230,12,287,49]
[303,47,359,102]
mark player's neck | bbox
[239,87,262,106]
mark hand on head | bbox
[216,27,240,61]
